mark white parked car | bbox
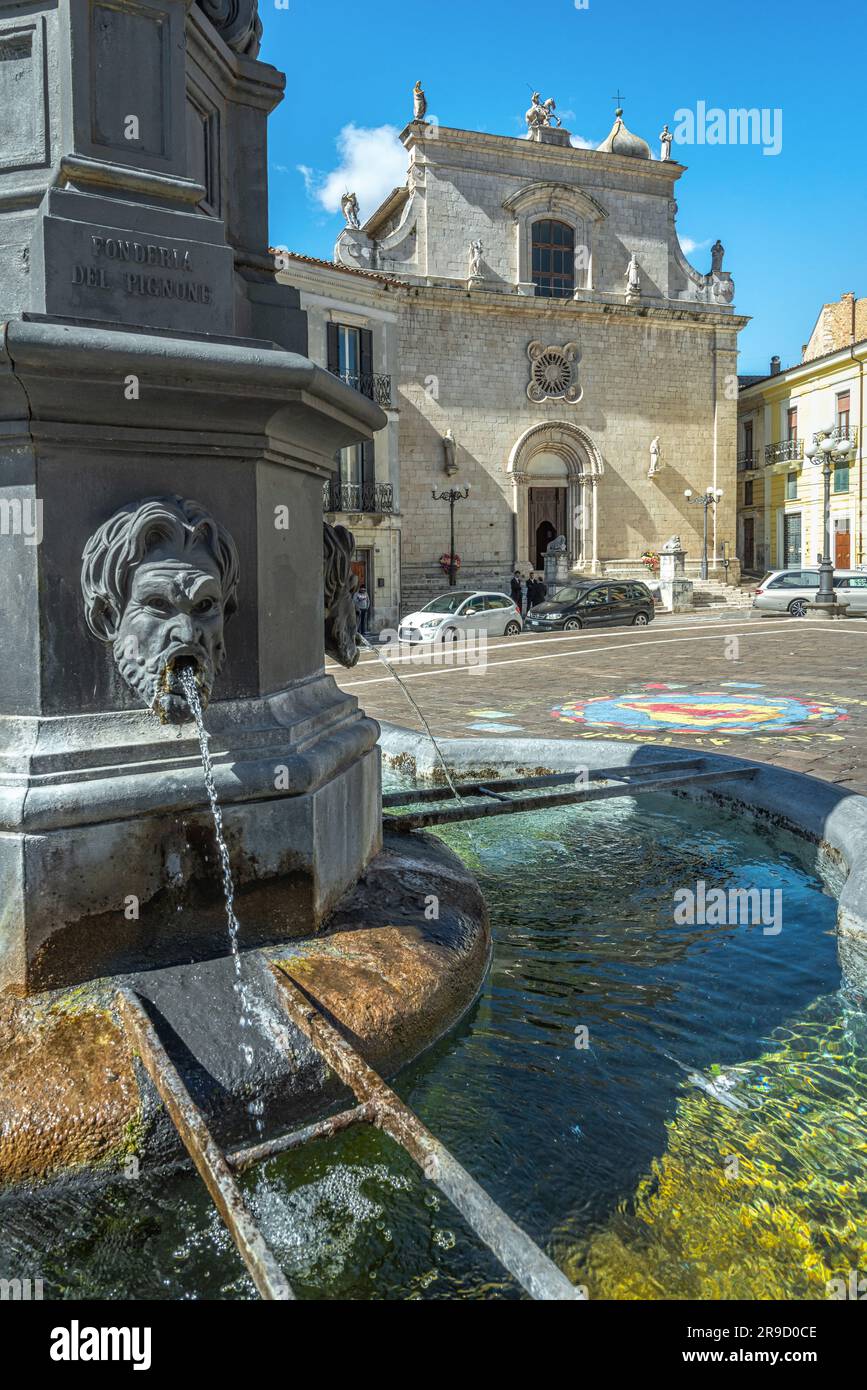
[751,568,867,617]
[398,590,523,643]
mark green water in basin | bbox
[3,791,862,1300]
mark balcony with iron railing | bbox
[328,369,393,409]
[323,481,395,514]
[764,438,804,465]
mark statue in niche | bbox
[468,239,483,280]
[625,252,641,296]
[81,496,239,725]
[196,0,262,57]
[413,81,427,121]
[341,191,360,229]
[323,522,360,668]
[659,124,673,160]
[442,428,458,476]
[711,239,725,273]
[649,436,662,477]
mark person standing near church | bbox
[510,572,522,609]
[354,582,370,636]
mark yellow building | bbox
[737,293,866,574]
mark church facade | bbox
[335,98,747,607]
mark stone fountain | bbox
[0,0,488,1184]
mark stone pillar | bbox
[658,536,694,612]
[0,0,385,993]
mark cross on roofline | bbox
[611,90,625,110]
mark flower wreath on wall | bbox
[641,550,660,573]
[439,553,461,574]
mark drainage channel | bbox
[117,975,584,1302]
[382,758,758,831]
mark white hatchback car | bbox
[398,590,523,643]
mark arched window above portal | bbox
[531,220,575,298]
[503,182,606,296]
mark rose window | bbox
[526,341,581,403]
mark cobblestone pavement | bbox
[331,613,867,791]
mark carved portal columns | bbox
[508,422,603,573]
[573,474,600,572]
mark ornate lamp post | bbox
[804,425,855,613]
[432,485,470,586]
[684,485,723,580]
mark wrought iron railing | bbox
[737,452,758,470]
[323,481,395,514]
[764,438,804,464]
[329,369,392,409]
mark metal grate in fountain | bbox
[382,758,759,831]
[116,989,294,1301]
[115,974,586,1301]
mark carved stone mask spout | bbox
[323,521,360,668]
[82,496,240,724]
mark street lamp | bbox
[804,425,855,613]
[432,484,470,586]
[684,485,723,580]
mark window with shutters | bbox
[786,406,798,442]
[326,322,375,400]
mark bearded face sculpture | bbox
[323,521,360,668]
[81,497,240,724]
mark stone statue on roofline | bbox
[341,192,360,229]
[659,124,673,160]
[413,81,427,122]
[525,91,561,131]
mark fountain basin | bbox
[0,831,489,1188]
[379,724,867,978]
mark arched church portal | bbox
[507,424,603,572]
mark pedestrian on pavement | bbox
[510,572,522,608]
[526,575,540,610]
[353,583,371,636]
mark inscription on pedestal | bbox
[39,219,234,333]
[70,235,213,307]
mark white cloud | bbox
[570,134,596,149]
[299,125,407,223]
[296,164,315,194]
[680,236,711,255]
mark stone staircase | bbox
[599,558,753,611]
[400,566,511,616]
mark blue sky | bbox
[262,0,867,376]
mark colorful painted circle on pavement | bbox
[551,683,848,734]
